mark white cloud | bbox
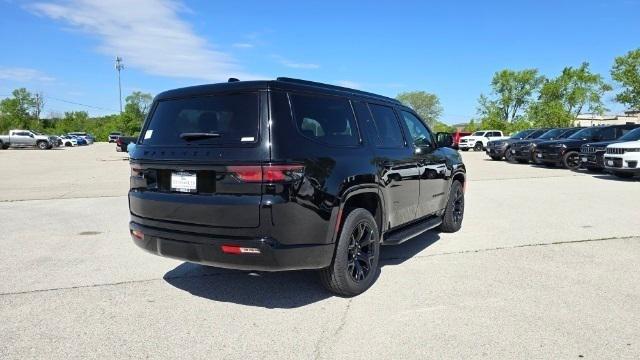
[29,0,259,82]
[272,55,319,69]
[0,67,55,82]
[232,43,254,49]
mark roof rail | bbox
[276,77,401,104]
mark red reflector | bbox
[221,245,261,254]
[131,230,144,240]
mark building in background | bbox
[575,110,639,126]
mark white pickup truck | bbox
[458,130,508,151]
[0,129,59,150]
[603,140,640,178]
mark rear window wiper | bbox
[179,132,222,141]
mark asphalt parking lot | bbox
[1,143,639,359]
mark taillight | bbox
[227,164,304,183]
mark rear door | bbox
[353,101,420,228]
[129,91,270,228]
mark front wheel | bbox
[37,141,49,150]
[562,151,581,170]
[438,181,465,233]
[473,142,483,151]
[320,208,380,296]
[504,147,514,162]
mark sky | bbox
[1,0,639,124]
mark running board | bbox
[382,216,442,245]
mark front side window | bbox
[400,111,434,148]
[290,93,359,146]
[618,127,640,141]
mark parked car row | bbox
[481,123,640,179]
[57,132,95,147]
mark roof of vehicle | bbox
[154,77,402,106]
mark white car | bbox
[604,140,640,178]
[458,130,509,151]
[59,136,78,147]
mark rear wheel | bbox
[320,208,380,296]
[438,181,465,233]
[473,142,483,151]
[0,141,6,150]
[460,148,469,152]
[612,171,634,179]
[562,151,581,170]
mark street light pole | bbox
[115,56,124,113]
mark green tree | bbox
[396,91,443,128]
[119,91,153,135]
[479,69,544,123]
[611,48,640,110]
[528,62,611,127]
[0,88,38,131]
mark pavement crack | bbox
[313,297,353,360]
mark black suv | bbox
[486,128,549,161]
[128,78,466,296]
[534,124,640,170]
[579,126,640,171]
[510,127,583,163]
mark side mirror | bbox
[436,132,454,148]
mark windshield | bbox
[569,127,600,139]
[539,128,563,139]
[510,130,534,139]
[141,92,259,146]
[471,131,486,136]
[618,127,640,141]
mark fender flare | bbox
[326,185,386,244]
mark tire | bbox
[438,181,465,233]
[473,142,483,151]
[612,171,634,179]
[0,141,5,150]
[320,208,380,297]
[37,141,48,150]
[460,148,469,152]
[490,156,502,161]
[562,151,581,170]
[504,147,514,162]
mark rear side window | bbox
[290,93,359,146]
[368,104,405,148]
[141,93,259,146]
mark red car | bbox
[452,131,471,149]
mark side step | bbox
[382,216,442,245]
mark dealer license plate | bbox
[171,171,197,193]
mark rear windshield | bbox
[140,93,259,146]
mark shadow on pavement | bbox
[163,231,441,308]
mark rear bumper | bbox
[129,221,335,271]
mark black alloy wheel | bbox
[320,208,380,296]
[474,142,483,151]
[438,180,464,233]
[562,151,581,170]
[504,147,514,162]
[346,222,375,282]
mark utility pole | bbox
[115,56,124,113]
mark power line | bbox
[45,96,118,112]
